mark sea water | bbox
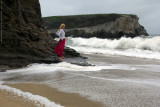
[65,36,160,60]
[1,35,160,107]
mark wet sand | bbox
[0,54,160,107]
[84,53,160,65]
[0,89,37,107]
[1,83,103,107]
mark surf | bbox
[64,36,160,60]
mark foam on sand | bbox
[5,62,135,75]
[0,82,64,107]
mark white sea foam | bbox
[0,83,64,107]
[69,46,160,60]
[69,73,160,87]
[0,81,4,85]
[5,62,135,74]
[5,62,101,74]
[66,36,160,51]
[65,36,160,60]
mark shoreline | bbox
[83,53,160,65]
[0,53,160,107]
[1,83,104,107]
[0,89,37,107]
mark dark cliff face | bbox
[0,0,80,68]
[43,14,148,39]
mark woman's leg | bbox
[54,39,61,53]
[54,39,65,58]
[57,39,65,57]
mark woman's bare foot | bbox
[59,57,63,60]
[62,56,65,59]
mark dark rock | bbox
[0,65,10,72]
[64,57,92,66]
[0,0,89,69]
[63,47,80,57]
[28,33,40,42]
[38,54,61,64]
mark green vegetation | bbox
[42,14,137,29]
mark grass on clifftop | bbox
[42,14,137,29]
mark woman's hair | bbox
[59,23,65,30]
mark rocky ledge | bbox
[0,0,89,71]
[43,14,148,39]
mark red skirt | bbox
[54,39,65,57]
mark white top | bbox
[56,29,65,40]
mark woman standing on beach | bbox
[54,23,65,60]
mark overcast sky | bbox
[39,0,160,34]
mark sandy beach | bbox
[0,83,103,107]
[2,0,160,107]
[0,90,34,107]
[0,53,160,107]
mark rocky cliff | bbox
[0,0,82,69]
[43,14,148,38]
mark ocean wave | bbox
[66,36,160,52]
[65,36,160,60]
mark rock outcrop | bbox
[0,0,84,69]
[43,14,148,39]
